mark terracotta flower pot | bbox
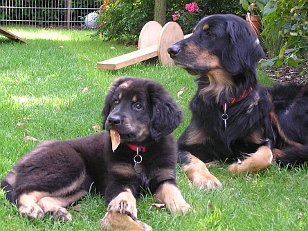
[245,14,261,36]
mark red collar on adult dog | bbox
[229,86,254,105]
[127,144,147,152]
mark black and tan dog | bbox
[168,14,308,190]
[0,77,191,221]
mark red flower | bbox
[98,0,109,14]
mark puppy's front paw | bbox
[53,207,72,221]
[19,204,44,219]
[168,200,192,215]
[154,182,192,215]
[107,190,137,219]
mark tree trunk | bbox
[154,0,166,25]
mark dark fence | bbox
[0,0,101,28]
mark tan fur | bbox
[270,112,303,148]
[228,146,273,173]
[272,148,284,160]
[52,171,86,197]
[154,182,191,214]
[18,189,87,220]
[18,191,48,218]
[203,23,209,30]
[185,127,208,146]
[119,80,133,89]
[182,152,222,190]
[201,69,233,102]
[132,95,137,102]
[5,170,16,186]
[245,127,265,144]
[107,189,137,219]
[37,190,87,220]
[110,163,135,177]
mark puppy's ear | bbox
[222,19,265,75]
[148,83,183,140]
[102,77,130,129]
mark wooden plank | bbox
[0,27,28,44]
[97,45,158,70]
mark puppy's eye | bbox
[113,99,120,105]
[133,102,143,111]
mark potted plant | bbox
[240,0,268,36]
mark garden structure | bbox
[97,21,185,70]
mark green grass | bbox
[0,27,307,231]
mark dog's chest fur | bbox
[191,85,272,158]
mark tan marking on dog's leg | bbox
[18,191,49,219]
[107,189,137,219]
[182,153,222,190]
[37,190,87,221]
[154,182,191,214]
[228,146,273,173]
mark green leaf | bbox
[275,58,284,67]
[287,57,300,67]
[260,57,277,68]
[240,0,249,11]
[262,1,277,16]
[278,42,288,59]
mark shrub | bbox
[96,0,243,44]
[168,0,244,34]
[261,0,307,68]
[96,0,154,45]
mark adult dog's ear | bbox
[102,77,130,129]
[148,83,183,140]
[222,18,265,75]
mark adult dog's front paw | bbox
[189,171,222,190]
[182,154,222,190]
[107,189,137,219]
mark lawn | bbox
[0,27,307,231]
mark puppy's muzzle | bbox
[107,114,121,127]
[168,44,181,58]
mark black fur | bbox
[168,14,308,167]
[0,77,185,219]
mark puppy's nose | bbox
[167,44,181,58]
[108,115,121,126]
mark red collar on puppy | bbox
[127,144,147,152]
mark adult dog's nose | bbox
[107,115,121,126]
[167,44,181,58]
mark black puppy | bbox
[168,14,308,190]
[1,77,191,220]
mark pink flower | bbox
[172,11,179,21]
[185,2,199,13]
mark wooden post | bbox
[154,0,166,25]
[66,0,71,29]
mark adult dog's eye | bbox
[133,102,143,111]
[114,99,120,105]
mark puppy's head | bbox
[168,14,265,77]
[102,77,183,143]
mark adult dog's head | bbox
[168,14,265,81]
[102,77,183,143]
